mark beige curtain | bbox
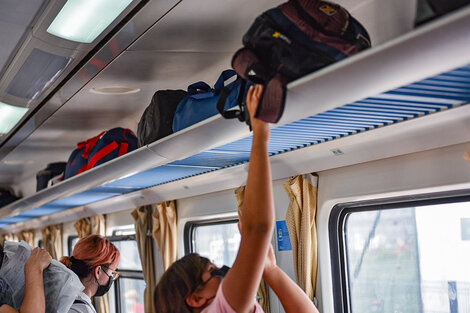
[152,201,177,271]
[17,230,35,246]
[74,216,105,238]
[74,215,108,313]
[132,205,156,313]
[465,148,470,163]
[235,186,271,313]
[0,233,15,245]
[283,174,318,300]
[41,224,63,260]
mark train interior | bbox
[1,0,470,312]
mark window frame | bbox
[328,189,470,313]
[67,235,78,256]
[184,218,239,255]
[107,234,145,313]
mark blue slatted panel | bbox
[104,165,215,188]
[2,64,470,226]
[18,206,65,218]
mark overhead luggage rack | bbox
[1,6,470,231]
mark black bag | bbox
[137,90,188,146]
[0,188,19,208]
[36,162,67,191]
[416,0,470,25]
[230,0,370,123]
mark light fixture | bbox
[90,86,140,95]
[47,0,134,43]
[7,48,71,100]
[0,102,28,134]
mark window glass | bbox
[344,202,470,313]
[110,239,142,271]
[193,222,240,267]
[68,236,79,255]
[118,277,146,313]
[461,218,470,241]
[113,226,136,236]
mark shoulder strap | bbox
[73,299,87,305]
[86,141,119,170]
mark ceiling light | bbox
[90,86,140,95]
[47,0,134,43]
[2,160,34,165]
[0,102,28,134]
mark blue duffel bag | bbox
[172,70,248,132]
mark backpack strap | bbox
[86,141,119,170]
[80,131,106,159]
[73,299,87,305]
[118,142,129,157]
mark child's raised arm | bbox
[222,85,275,313]
[263,244,319,313]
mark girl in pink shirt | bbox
[154,85,319,313]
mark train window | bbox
[332,197,470,313]
[461,218,470,241]
[186,219,240,267]
[108,234,145,313]
[67,235,79,255]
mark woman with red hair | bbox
[61,234,120,313]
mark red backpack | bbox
[64,128,137,179]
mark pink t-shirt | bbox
[202,283,264,313]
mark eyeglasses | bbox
[101,265,121,281]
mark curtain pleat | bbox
[132,205,156,313]
[283,174,318,300]
[152,201,177,271]
[235,186,271,313]
[74,215,109,313]
[41,224,63,260]
[0,233,15,246]
[17,230,35,246]
[74,218,92,238]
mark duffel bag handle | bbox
[214,69,238,93]
[187,81,211,95]
[216,79,251,129]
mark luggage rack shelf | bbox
[1,7,470,232]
